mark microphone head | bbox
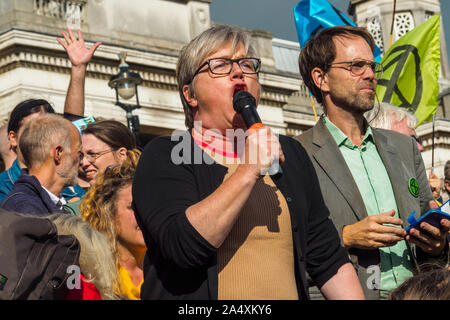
[233,90,256,114]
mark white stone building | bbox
[0,0,313,148]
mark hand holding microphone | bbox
[233,91,284,176]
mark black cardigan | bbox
[132,131,349,300]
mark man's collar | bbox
[322,115,374,148]
[41,185,66,207]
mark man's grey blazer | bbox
[295,119,434,299]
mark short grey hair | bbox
[19,114,73,169]
[176,24,258,129]
[366,102,418,130]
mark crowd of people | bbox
[0,24,449,301]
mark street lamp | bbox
[108,52,143,137]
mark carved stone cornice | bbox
[0,46,179,91]
[0,49,301,108]
[0,28,315,121]
[0,29,181,92]
[0,29,303,108]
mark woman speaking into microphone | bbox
[132,25,363,300]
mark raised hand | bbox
[57,28,100,116]
[57,28,101,68]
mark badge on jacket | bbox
[408,177,419,198]
[0,273,7,290]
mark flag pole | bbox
[430,116,440,209]
[309,91,318,122]
[431,114,435,173]
[388,0,397,48]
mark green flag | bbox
[376,14,440,126]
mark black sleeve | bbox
[132,135,216,269]
[295,140,350,288]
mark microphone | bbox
[233,91,263,130]
[233,90,282,176]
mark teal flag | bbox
[293,0,381,62]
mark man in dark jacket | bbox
[1,114,82,216]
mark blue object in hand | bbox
[405,206,450,236]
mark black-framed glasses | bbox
[192,57,261,81]
[81,148,116,163]
[328,59,383,78]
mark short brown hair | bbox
[8,99,55,134]
[298,26,375,106]
[389,267,450,300]
[82,120,136,151]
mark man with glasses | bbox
[295,26,449,300]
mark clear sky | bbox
[210,0,450,66]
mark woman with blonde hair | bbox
[80,149,145,300]
[47,213,122,300]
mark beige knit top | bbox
[202,149,298,300]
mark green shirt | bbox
[323,116,413,299]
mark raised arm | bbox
[57,28,101,117]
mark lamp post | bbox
[108,52,143,138]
